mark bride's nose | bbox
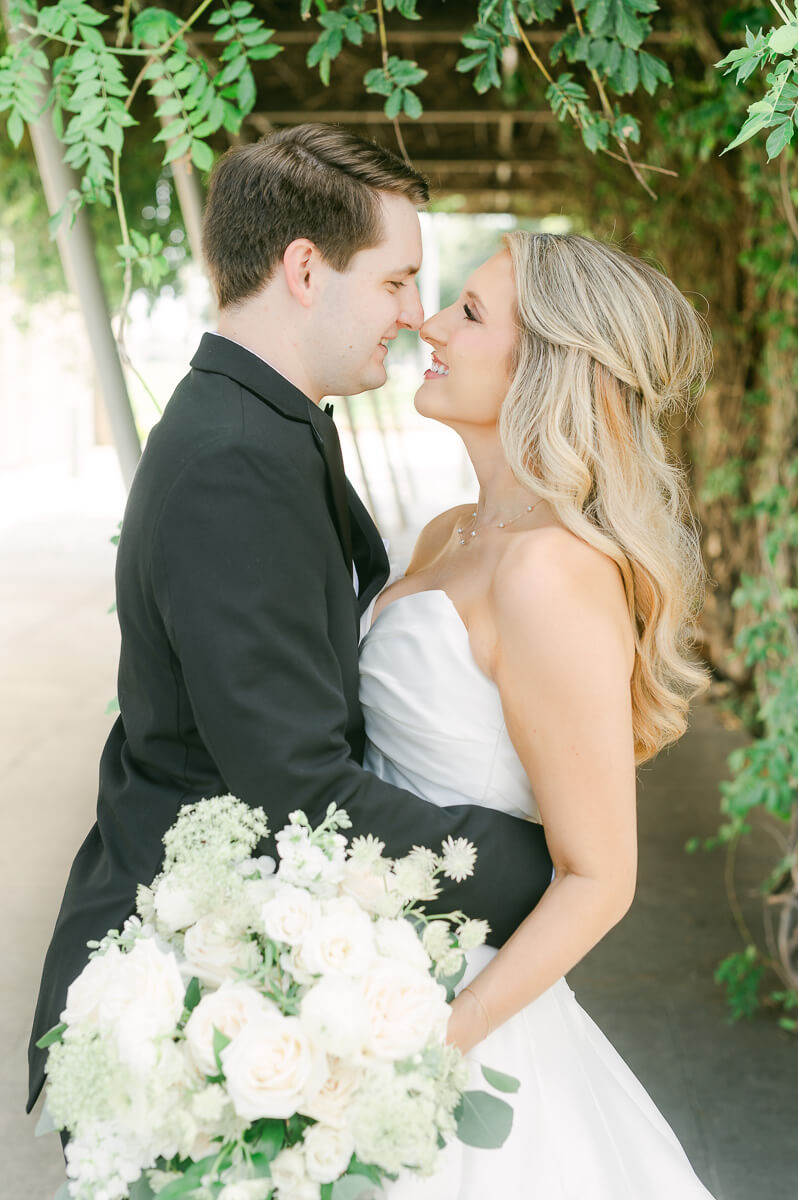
[420,311,446,349]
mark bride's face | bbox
[415,250,517,431]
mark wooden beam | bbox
[249,109,556,127]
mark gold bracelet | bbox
[461,986,492,1038]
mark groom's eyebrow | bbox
[389,264,421,277]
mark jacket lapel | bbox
[347,482,390,611]
[306,403,354,578]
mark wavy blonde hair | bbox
[501,232,712,763]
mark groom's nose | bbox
[398,281,424,331]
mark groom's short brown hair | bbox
[202,123,429,310]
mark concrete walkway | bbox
[2,450,794,1200]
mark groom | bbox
[28,124,552,1110]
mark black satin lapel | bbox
[307,405,354,577]
[347,481,390,610]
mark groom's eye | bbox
[463,303,478,322]
[388,280,405,291]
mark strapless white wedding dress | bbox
[358,588,715,1199]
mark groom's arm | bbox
[153,438,552,946]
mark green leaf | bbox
[384,88,403,119]
[247,43,282,61]
[480,1064,521,1093]
[402,89,423,119]
[236,67,256,112]
[454,1089,514,1149]
[35,1022,67,1049]
[163,133,192,164]
[215,55,247,87]
[7,109,24,146]
[191,139,215,172]
[766,119,793,159]
[769,24,798,55]
[213,1026,232,1073]
[250,1117,285,1161]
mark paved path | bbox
[2,451,794,1199]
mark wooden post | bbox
[2,0,141,488]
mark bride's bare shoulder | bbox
[491,524,630,627]
[405,503,474,575]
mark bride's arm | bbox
[446,526,638,1054]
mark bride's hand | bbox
[446,987,491,1056]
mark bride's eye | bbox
[463,303,478,322]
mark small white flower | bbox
[439,837,477,883]
[422,922,453,963]
[346,834,388,872]
[436,949,464,980]
[270,1145,320,1200]
[152,877,200,932]
[456,918,490,951]
[218,1180,271,1200]
[302,1122,354,1183]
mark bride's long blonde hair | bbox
[502,232,712,763]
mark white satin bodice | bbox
[358,589,539,823]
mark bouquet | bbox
[38,797,518,1200]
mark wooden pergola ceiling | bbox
[185,2,680,207]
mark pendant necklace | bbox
[457,498,543,547]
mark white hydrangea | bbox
[347,1066,441,1176]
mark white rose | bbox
[298,897,376,978]
[97,938,185,1071]
[221,1012,327,1120]
[270,1146,320,1200]
[185,983,274,1076]
[300,977,369,1058]
[218,1181,271,1200]
[302,1123,354,1184]
[374,918,431,972]
[299,1058,362,1129]
[183,915,261,987]
[262,885,320,946]
[153,877,200,932]
[361,961,450,1061]
[339,862,397,916]
[61,945,122,1028]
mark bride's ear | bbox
[282,239,324,308]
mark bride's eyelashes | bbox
[463,302,479,322]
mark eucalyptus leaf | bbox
[480,1064,521,1093]
[454,1089,514,1149]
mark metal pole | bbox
[2,1,141,488]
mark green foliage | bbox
[714,946,766,1020]
[717,5,798,158]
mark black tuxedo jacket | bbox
[28,333,551,1109]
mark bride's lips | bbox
[423,352,449,381]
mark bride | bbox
[358,232,715,1198]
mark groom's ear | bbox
[283,239,324,309]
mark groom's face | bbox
[309,193,424,397]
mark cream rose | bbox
[88,938,185,1071]
[268,1146,320,1200]
[61,944,122,1028]
[361,961,450,1061]
[153,877,201,932]
[183,915,261,987]
[300,977,369,1058]
[298,897,376,978]
[220,1012,327,1120]
[261,885,320,947]
[185,982,274,1077]
[218,1181,271,1200]
[299,1058,361,1129]
[302,1123,355,1184]
[373,917,431,972]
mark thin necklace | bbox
[457,498,543,547]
